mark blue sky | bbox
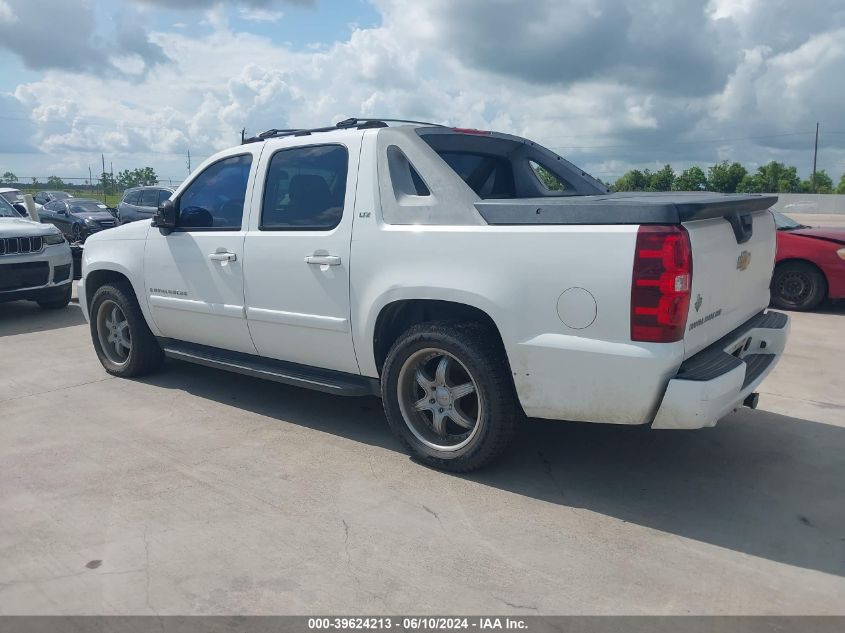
[1,0,844,184]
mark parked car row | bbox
[5,186,172,242]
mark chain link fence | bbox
[0,176,183,207]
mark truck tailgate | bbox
[683,209,776,358]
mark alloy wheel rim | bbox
[96,300,131,365]
[397,348,482,452]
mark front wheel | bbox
[89,281,163,377]
[770,261,827,311]
[381,321,520,472]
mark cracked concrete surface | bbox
[0,284,843,615]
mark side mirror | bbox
[152,199,177,231]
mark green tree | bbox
[707,161,747,193]
[647,164,675,191]
[735,161,801,193]
[736,174,762,193]
[673,165,708,191]
[613,169,649,192]
[800,169,834,193]
[46,175,64,187]
[117,167,159,189]
[1,171,17,184]
[756,161,801,193]
[838,173,845,194]
[99,172,117,194]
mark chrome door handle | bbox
[209,251,237,262]
[305,255,341,266]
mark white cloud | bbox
[238,7,283,22]
[3,0,845,182]
[0,0,17,25]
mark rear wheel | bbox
[381,321,519,472]
[770,261,827,311]
[90,281,163,377]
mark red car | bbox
[771,211,845,310]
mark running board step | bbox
[159,339,379,397]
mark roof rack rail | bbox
[242,117,446,144]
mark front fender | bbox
[81,233,159,335]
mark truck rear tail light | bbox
[631,225,692,343]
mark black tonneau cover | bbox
[475,192,778,226]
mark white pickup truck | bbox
[79,119,789,471]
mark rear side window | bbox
[261,144,348,230]
[138,189,159,208]
[123,191,141,205]
[177,154,252,230]
[436,152,515,199]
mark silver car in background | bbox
[117,186,174,223]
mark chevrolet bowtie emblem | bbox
[737,250,751,271]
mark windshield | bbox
[0,195,19,217]
[69,201,108,214]
[772,211,806,230]
[1,190,24,204]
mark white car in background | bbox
[0,193,73,309]
[0,187,43,213]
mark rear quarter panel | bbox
[350,133,684,424]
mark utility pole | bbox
[101,154,106,199]
[241,128,246,144]
[186,148,191,175]
[88,165,92,191]
[811,122,819,193]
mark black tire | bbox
[770,261,827,311]
[89,281,163,377]
[381,321,520,472]
[36,283,72,309]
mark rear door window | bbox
[260,144,348,230]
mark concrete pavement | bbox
[0,287,843,615]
